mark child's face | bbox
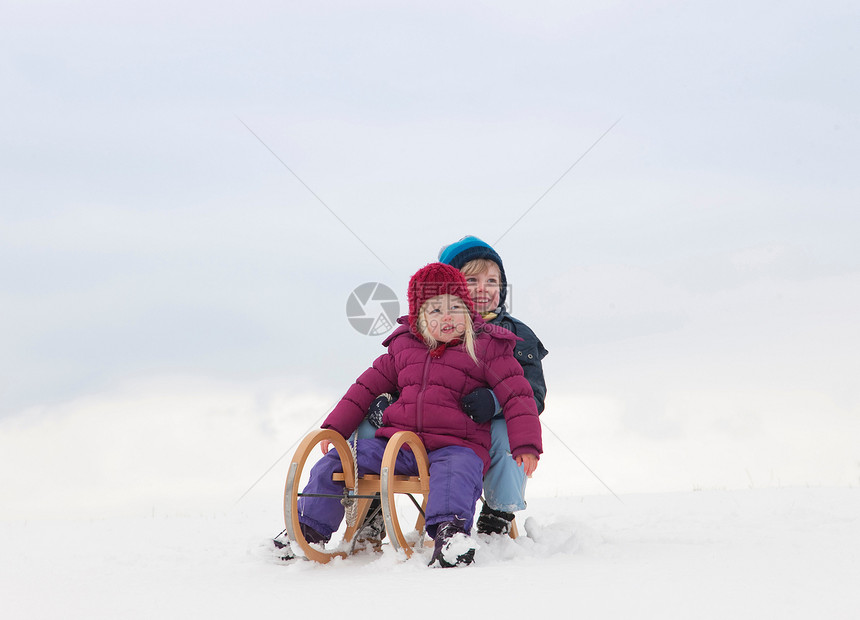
[422,294,469,343]
[464,263,501,313]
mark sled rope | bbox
[342,434,360,527]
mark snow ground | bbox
[2,487,857,619]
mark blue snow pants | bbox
[297,437,484,540]
[482,416,528,512]
[354,418,377,440]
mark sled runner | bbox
[283,429,431,563]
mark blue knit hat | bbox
[438,235,508,308]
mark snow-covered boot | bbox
[476,503,514,536]
[273,523,326,561]
[429,520,478,568]
[354,499,386,552]
[272,532,296,561]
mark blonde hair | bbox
[459,258,500,278]
[417,295,478,363]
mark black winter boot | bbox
[300,522,328,544]
[476,503,514,536]
[272,532,295,561]
[272,523,327,561]
[429,520,477,568]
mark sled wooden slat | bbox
[332,472,428,494]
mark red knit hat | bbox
[407,262,476,333]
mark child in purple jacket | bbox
[283,262,542,567]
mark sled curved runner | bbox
[283,429,431,564]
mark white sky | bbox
[1,1,858,517]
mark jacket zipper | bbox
[415,353,432,433]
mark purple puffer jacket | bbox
[322,316,542,473]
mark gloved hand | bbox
[460,388,497,423]
[367,393,396,428]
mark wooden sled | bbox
[283,429,431,564]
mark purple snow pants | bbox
[297,437,483,540]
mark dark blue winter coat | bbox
[485,308,548,414]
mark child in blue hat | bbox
[438,236,548,535]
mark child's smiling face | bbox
[464,263,501,314]
[422,294,469,343]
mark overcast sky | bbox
[2,1,858,518]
